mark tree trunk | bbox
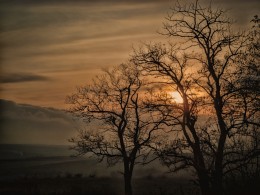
[197,166,212,195]
[124,174,132,195]
[123,160,133,195]
[212,173,223,195]
[192,144,212,195]
[124,172,132,195]
[212,150,223,195]
[212,130,227,195]
[193,165,211,195]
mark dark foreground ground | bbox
[0,176,199,195]
[0,144,197,195]
[0,144,259,195]
[1,175,260,195]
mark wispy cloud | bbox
[0,73,50,83]
[0,0,259,108]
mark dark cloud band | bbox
[0,73,50,83]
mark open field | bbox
[0,144,189,179]
[0,144,259,195]
[0,144,196,195]
[0,176,200,195]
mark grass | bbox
[1,170,259,195]
[0,145,258,195]
[0,174,200,195]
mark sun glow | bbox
[169,91,183,103]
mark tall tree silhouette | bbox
[67,63,167,195]
[132,1,259,194]
[224,15,260,192]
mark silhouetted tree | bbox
[67,63,167,195]
[223,15,260,193]
[132,1,259,195]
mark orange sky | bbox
[0,0,259,108]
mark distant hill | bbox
[0,99,79,145]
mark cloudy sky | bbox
[1,0,259,108]
[0,99,79,145]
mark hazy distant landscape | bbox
[0,144,197,195]
[0,99,196,194]
[0,99,78,145]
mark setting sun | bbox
[169,91,183,103]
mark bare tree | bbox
[223,15,260,192]
[132,1,259,195]
[66,63,166,195]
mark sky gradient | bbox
[1,0,259,108]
